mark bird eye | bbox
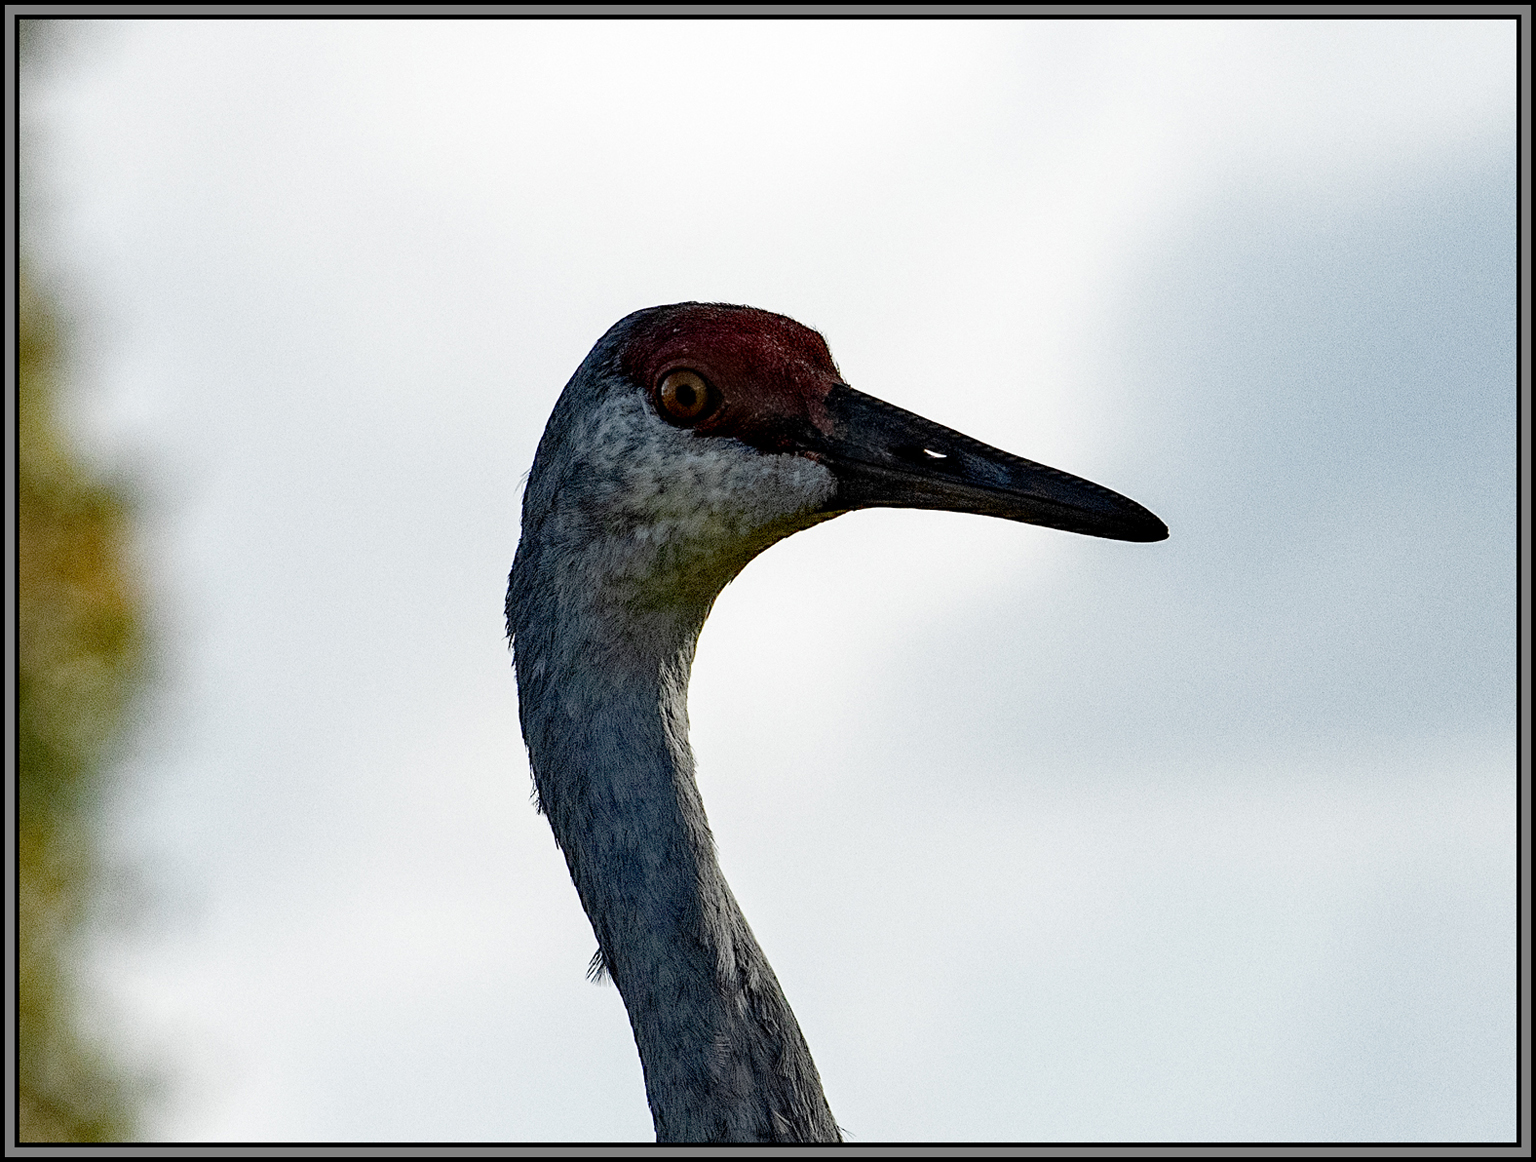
[656,369,717,426]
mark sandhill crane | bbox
[506,303,1166,1143]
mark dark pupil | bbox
[675,383,696,409]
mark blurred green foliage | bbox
[18,22,148,1136]
[18,267,145,1143]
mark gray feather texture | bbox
[507,308,842,1143]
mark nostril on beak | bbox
[890,443,963,474]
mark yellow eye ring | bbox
[656,369,717,425]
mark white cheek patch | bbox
[575,392,837,601]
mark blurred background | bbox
[16,17,1515,1144]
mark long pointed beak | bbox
[809,385,1168,543]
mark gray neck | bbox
[509,568,840,1144]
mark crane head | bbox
[619,302,1167,542]
[514,302,1165,644]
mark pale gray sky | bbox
[30,18,1515,1142]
